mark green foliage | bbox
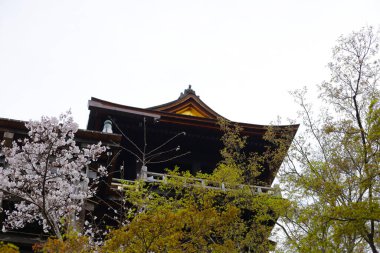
[33,230,94,253]
[99,119,289,253]
[0,241,19,253]
[279,26,380,253]
[216,118,263,185]
[102,178,286,253]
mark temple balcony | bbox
[110,171,281,196]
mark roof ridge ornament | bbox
[179,85,197,98]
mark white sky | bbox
[0,0,379,129]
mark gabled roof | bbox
[148,85,223,119]
[87,88,299,185]
[87,87,299,136]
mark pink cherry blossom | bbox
[0,111,106,239]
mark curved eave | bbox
[0,117,122,146]
[88,97,299,137]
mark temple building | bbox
[0,86,298,251]
[88,86,298,186]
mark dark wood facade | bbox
[87,86,299,186]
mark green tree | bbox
[33,230,93,253]
[278,26,380,253]
[101,176,286,253]
[100,120,289,253]
[0,242,19,253]
[33,118,289,252]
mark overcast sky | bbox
[0,0,379,129]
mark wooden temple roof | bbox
[87,87,299,185]
[87,86,299,136]
[0,117,122,147]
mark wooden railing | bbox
[111,171,280,196]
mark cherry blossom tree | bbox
[0,112,106,239]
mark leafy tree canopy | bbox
[278,26,380,253]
